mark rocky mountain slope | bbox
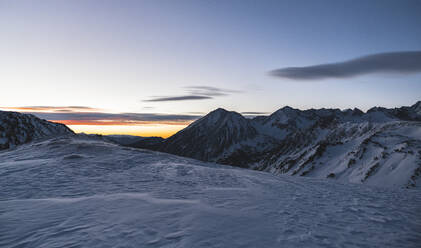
[0,111,74,150]
[159,108,267,167]
[135,102,421,188]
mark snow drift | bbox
[1,136,420,247]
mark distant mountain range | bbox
[1,102,420,188]
[129,101,421,188]
[1,106,420,247]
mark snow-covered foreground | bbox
[1,136,421,247]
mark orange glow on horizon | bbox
[51,120,192,126]
[66,124,188,138]
[0,107,194,138]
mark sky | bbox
[1,0,421,137]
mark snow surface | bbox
[1,136,421,247]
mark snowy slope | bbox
[259,121,421,188]
[0,110,74,150]
[151,102,421,188]
[1,136,420,247]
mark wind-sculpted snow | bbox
[1,137,421,247]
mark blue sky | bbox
[1,0,420,136]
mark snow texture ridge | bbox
[1,136,420,247]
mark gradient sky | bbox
[1,0,421,137]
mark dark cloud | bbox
[1,106,100,111]
[270,51,421,80]
[241,111,269,115]
[23,111,201,125]
[184,86,242,96]
[143,86,242,102]
[185,111,206,115]
[1,106,203,126]
[143,95,213,102]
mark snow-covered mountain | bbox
[1,136,420,247]
[258,121,421,188]
[159,108,266,167]
[0,110,74,150]
[150,102,421,188]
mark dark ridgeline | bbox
[0,111,74,150]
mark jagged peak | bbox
[343,108,364,115]
[206,108,243,118]
[411,100,421,108]
[351,108,364,115]
[410,101,421,116]
[367,106,388,113]
[278,105,299,112]
[186,108,247,130]
[271,106,299,116]
[209,108,229,114]
[280,106,294,110]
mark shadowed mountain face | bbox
[159,109,260,167]
[130,101,421,188]
[0,111,74,150]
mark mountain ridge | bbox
[0,110,74,150]
[139,101,421,188]
[2,102,421,189]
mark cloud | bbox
[143,95,213,102]
[28,112,200,125]
[1,106,100,112]
[185,111,206,115]
[143,86,242,102]
[241,111,269,115]
[1,106,201,126]
[241,111,270,118]
[270,51,421,80]
[184,86,242,96]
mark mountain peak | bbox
[343,108,364,116]
[367,106,388,113]
[204,108,243,121]
[270,105,299,119]
[411,101,421,111]
[279,106,298,112]
[411,100,421,106]
[209,108,229,115]
[160,108,257,163]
